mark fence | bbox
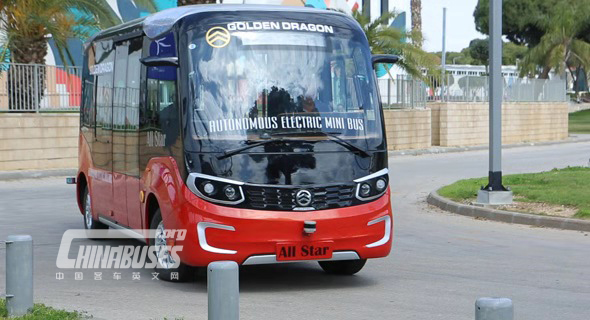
[0,63,567,112]
[0,63,82,112]
[378,76,427,109]
[379,74,567,108]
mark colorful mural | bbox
[48,0,362,67]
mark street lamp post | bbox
[441,7,447,102]
[477,0,513,205]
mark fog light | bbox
[203,182,215,195]
[376,178,387,191]
[224,185,237,200]
[360,183,371,196]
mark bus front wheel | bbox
[150,209,194,282]
[318,259,367,275]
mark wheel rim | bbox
[85,191,93,229]
[155,221,176,269]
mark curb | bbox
[390,135,590,157]
[427,190,590,232]
[0,169,77,181]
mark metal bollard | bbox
[476,297,513,320]
[5,235,34,317]
[208,261,239,320]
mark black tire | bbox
[318,259,367,275]
[82,186,108,240]
[150,209,194,282]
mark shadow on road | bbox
[234,263,376,292]
[160,263,378,293]
[46,239,378,294]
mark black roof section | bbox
[85,4,349,47]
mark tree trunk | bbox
[178,0,217,5]
[539,66,551,79]
[411,0,422,48]
[7,34,48,111]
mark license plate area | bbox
[276,241,333,261]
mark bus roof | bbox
[86,5,348,47]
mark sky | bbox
[391,0,486,53]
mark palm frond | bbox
[352,10,436,78]
[0,0,122,64]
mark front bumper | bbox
[168,187,393,267]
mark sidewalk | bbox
[0,168,76,181]
[390,134,590,156]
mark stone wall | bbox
[0,103,569,171]
[427,102,569,147]
[0,113,79,170]
[383,108,432,150]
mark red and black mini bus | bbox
[75,4,398,281]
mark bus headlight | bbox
[203,182,216,195]
[354,169,389,201]
[187,173,245,205]
[360,183,372,196]
[376,178,387,191]
[224,185,238,201]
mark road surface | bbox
[0,141,589,320]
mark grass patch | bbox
[438,167,590,219]
[569,109,590,134]
[0,299,80,320]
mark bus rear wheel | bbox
[318,259,367,275]
[150,209,194,282]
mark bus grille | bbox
[244,185,355,210]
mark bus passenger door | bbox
[111,41,130,226]
[111,37,144,229]
[91,39,115,219]
[124,37,144,230]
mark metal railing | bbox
[0,63,82,112]
[378,75,428,109]
[379,74,567,108]
[1,63,567,113]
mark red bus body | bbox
[76,5,393,271]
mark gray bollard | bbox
[476,297,513,320]
[208,261,239,320]
[5,235,33,317]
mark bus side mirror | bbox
[371,54,400,69]
[140,56,179,67]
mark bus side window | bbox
[146,78,176,126]
[145,68,178,148]
[81,45,96,132]
[146,78,160,128]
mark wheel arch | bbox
[145,192,160,229]
[76,172,88,214]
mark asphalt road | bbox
[1,141,589,320]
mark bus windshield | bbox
[186,25,384,153]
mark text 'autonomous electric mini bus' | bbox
[75,4,398,281]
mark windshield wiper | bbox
[217,139,285,160]
[270,131,371,158]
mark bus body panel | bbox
[78,5,394,268]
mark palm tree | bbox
[178,0,216,5]
[411,0,422,48]
[519,0,590,79]
[0,0,157,110]
[352,10,436,79]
